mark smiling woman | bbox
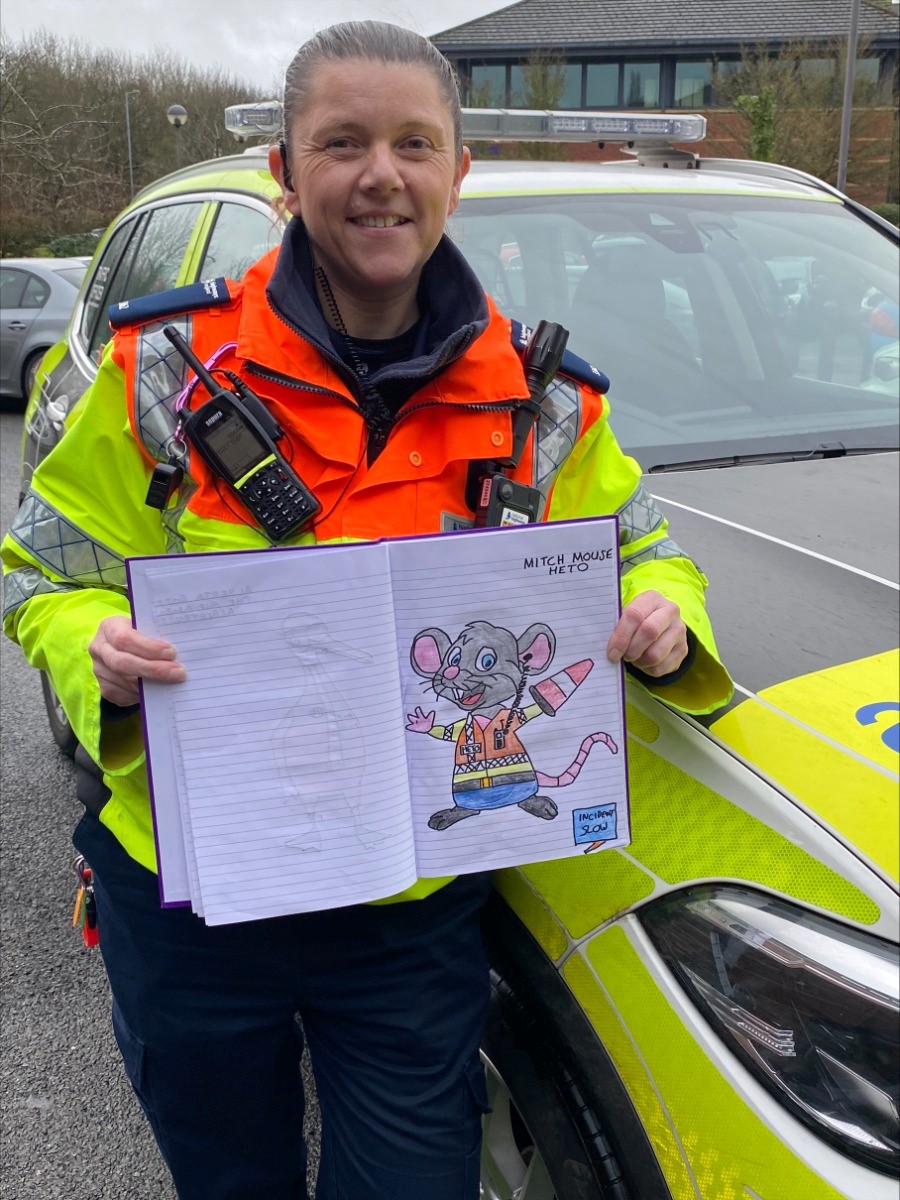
[272,14,470,340]
[1,18,732,1200]
[273,58,469,335]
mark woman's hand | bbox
[89,615,186,706]
[606,591,688,678]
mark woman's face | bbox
[270,60,469,309]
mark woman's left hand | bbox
[606,590,688,677]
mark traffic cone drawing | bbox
[529,659,593,716]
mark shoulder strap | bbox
[109,277,232,330]
[510,318,609,395]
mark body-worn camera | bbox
[469,320,570,528]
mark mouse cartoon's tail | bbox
[535,731,618,788]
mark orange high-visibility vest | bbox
[111,250,608,545]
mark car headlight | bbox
[640,885,899,1176]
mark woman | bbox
[2,21,731,1200]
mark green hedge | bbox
[46,232,101,257]
[872,202,899,227]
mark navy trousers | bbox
[74,812,492,1200]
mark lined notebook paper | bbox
[128,518,629,924]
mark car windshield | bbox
[452,191,900,469]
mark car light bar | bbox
[460,108,707,143]
[224,101,284,138]
[222,101,707,144]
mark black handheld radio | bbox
[468,320,570,528]
[160,326,320,542]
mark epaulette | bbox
[108,277,232,330]
[510,318,610,395]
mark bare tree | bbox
[512,49,568,161]
[0,29,266,255]
[715,37,896,197]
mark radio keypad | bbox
[240,463,316,539]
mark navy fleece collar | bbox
[265,219,490,388]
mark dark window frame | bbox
[456,48,896,111]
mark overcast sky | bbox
[1,0,508,93]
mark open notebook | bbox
[127,518,630,925]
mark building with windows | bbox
[432,0,898,112]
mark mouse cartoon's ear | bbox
[410,628,451,677]
[518,623,556,671]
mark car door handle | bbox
[7,321,27,330]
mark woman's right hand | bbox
[89,615,186,706]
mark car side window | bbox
[85,202,204,361]
[80,220,141,356]
[22,274,50,310]
[199,202,283,281]
[0,268,28,309]
[123,202,204,301]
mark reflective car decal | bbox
[857,700,900,753]
[566,927,853,1200]
[711,650,900,883]
[497,734,881,942]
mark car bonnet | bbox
[648,452,899,886]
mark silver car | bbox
[0,257,88,405]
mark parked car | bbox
[0,257,87,406]
[13,107,900,1200]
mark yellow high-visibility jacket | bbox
[2,228,732,898]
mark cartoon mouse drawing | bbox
[407,620,617,831]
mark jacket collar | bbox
[246,219,491,389]
[234,220,529,418]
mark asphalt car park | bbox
[9,107,900,1200]
[0,257,87,407]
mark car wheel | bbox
[480,972,615,1200]
[40,671,78,757]
[21,349,47,403]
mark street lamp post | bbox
[166,104,188,168]
[836,0,862,194]
[124,90,139,197]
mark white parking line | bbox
[650,494,900,590]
